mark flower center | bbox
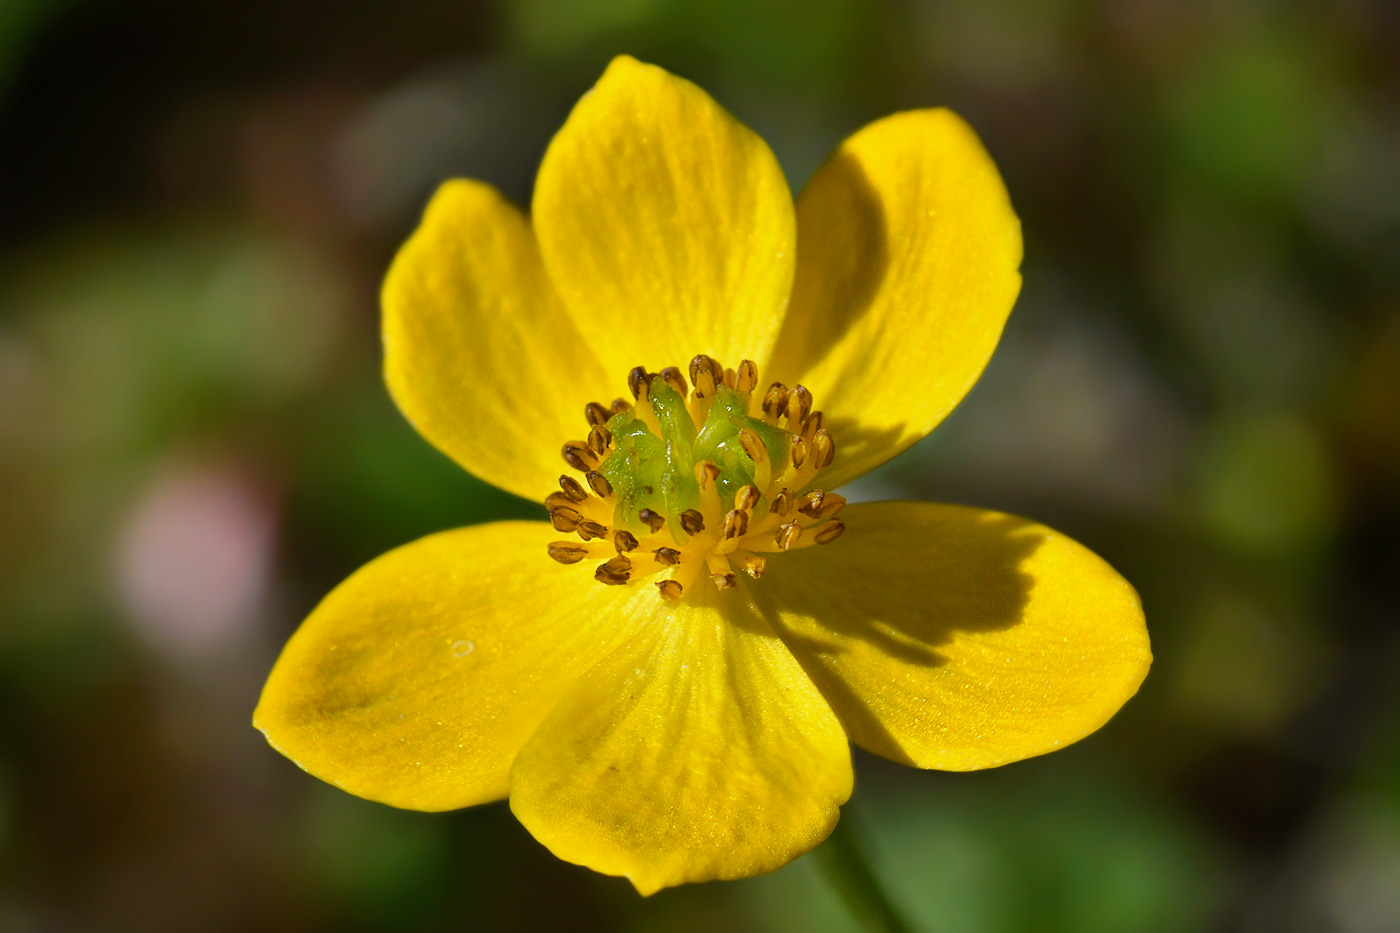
[545,354,845,600]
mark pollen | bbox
[544,354,845,600]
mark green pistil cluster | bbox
[599,382,789,536]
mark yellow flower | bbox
[254,56,1151,895]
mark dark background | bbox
[2,0,1398,930]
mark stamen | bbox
[585,401,611,427]
[812,430,836,468]
[587,425,611,455]
[562,442,596,472]
[586,470,613,499]
[654,547,682,566]
[776,522,802,551]
[737,553,767,578]
[721,509,749,540]
[659,366,688,396]
[594,557,631,586]
[790,436,809,469]
[614,530,639,553]
[689,355,722,397]
[787,385,813,427]
[762,383,788,420]
[627,366,652,400]
[735,359,758,392]
[577,520,609,541]
[656,579,684,600]
[769,489,793,517]
[815,520,846,544]
[550,506,582,532]
[610,398,631,415]
[735,484,761,512]
[559,475,588,503]
[548,542,591,564]
[545,491,577,511]
[679,509,706,535]
[638,509,665,533]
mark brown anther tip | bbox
[656,579,684,600]
[594,562,630,586]
[613,530,639,553]
[797,489,826,517]
[562,442,596,472]
[585,401,611,427]
[738,428,767,463]
[762,382,788,418]
[587,425,612,455]
[735,485,761,512]
[815,519,846,544]
[679,509,706,535]
[602,555,632,574]
[549,506,582,532]
[776,522,802,551]
[638,508,665,533]
[722,367,738,389]
[547,542,590,564]
[790,435,810,469]
[769,489,793,516]
[695,460,721,488]
[689,354,723,389]
[802,411,826,441]
[545,491,576,511]
[711,572,737,590]
[740,554,767,578]
[813,430,836,468]
[610,397,632,414]
[627,366,652,400]
[653,546,682,566]
[722,509,749,539]
[788,385,813,424]
[586,470,614,499]
[735,359,759,392]
[559,475,588,503]
[659,366,688,396]
[577,520,609,541]
[815,492,847,520]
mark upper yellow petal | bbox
[767,110,1024,488]
[383,179,613,502]
[533,55,796,375]
[254,521,638,811]
[508,586,853,895]
[751,502,1150,771]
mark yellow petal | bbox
[509,587,852,894]
[533,55,796,375]
[254,521,638,811]
[383,179,613,502]
[751,502,1150,771]
[768,110,1024,488]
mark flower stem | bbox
[816,810,916,933]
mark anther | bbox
[587,425,611,455]
[738,428,766,464]
[545,492,577,511]
[627,366,652,400]
[585,401,611,427]
[736,359,758,392]
[638,509,665,533]
[798,490,826,517]
[787,385,813,425]
[613,530,639,553]
[696,460,721,489]
[586,470,613,499]
[689,355,723,396]
[577,520,609,541]
[659,366,688,396]
[656,579,684,600]
[559,475,588,503]
[790,436,809,469]
[562,442,596,472]
[762,383,788,419]
[813,430,836,468]
[680,509,706,535]
[610,398,631,415]
[738,554,767,578]
[594,559,630,586]
[735,484,761,512]
[722,367,738,389]
[815,520,846,544]
[802,411,825,441]
[769,489,793,516]
[776,522,802,551]
[654,547,682,566]
[813,492,847,520]
[547,542,590,564]
[711,572,737,589]
[722,509,749,540]
[550,507,582,532]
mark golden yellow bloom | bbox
[255,55,1151,895]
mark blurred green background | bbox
[2,0,1398,930]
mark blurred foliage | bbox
[1,0,1398,930]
